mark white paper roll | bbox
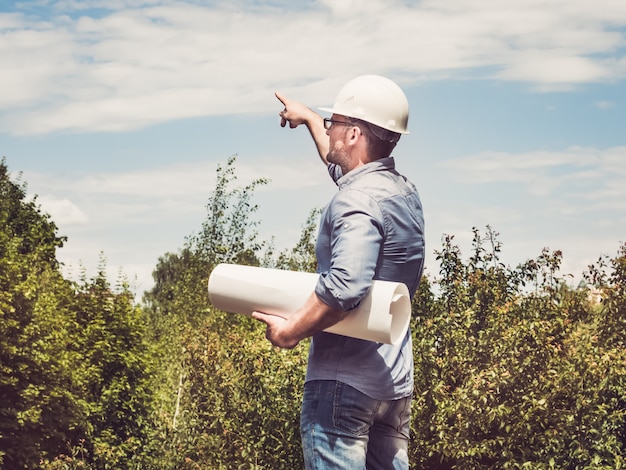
[207,263,411,345]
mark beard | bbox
[326,140,350,173]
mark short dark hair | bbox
[348,118,399,159]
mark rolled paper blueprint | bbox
[207,263,411,345]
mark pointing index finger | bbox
[275,91,288,127]
[275,91,286,107]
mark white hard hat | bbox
[319,75,410,135]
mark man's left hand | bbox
[252,311,300,349]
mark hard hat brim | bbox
[318,107,409,135]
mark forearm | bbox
[305,115,330,165]
[252,291,348,348]
[282,291,348,343]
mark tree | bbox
[144,155,270,328]
[142,155,285,466]
[0,158,81,468]
[189,155,269,270]
[63,260,157,468]
[273,208,320,273]
[1,159,157,468]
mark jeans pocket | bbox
[395,395,412,437]
[332,382,381,436]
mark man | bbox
[252,75,425,469]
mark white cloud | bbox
[497,54,611,83]
[23,156,331,234]
[441,145,626,210]
[1,0,625,134]
[37,195,90,225]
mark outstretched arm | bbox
[275,91,330,165]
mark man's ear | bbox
[347,125,362,145]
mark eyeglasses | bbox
[323,118,355,130]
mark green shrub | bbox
[409,231,625,469]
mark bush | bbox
[170,312,307,469]
[409,230,625,469]
[5,156,623,468]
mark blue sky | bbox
[2,0,625,297]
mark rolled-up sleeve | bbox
[315,188,384,311]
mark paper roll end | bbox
[388,287,411,345]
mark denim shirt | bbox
[306,157,425,401]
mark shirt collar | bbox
[337,157,396,189]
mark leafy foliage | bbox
[161,316,307,469]
[410,228,625,469]
[144,155,270,328]
[272,208,321,273]
[1,159,77,468]
[141,155,302,467]
[2,156,624,468]
[1,159,156,469]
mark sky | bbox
[2,0,625,299]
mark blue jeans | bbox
[300,380,411,469]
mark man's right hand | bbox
[274,90,330,164]
[275,91,315,129]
